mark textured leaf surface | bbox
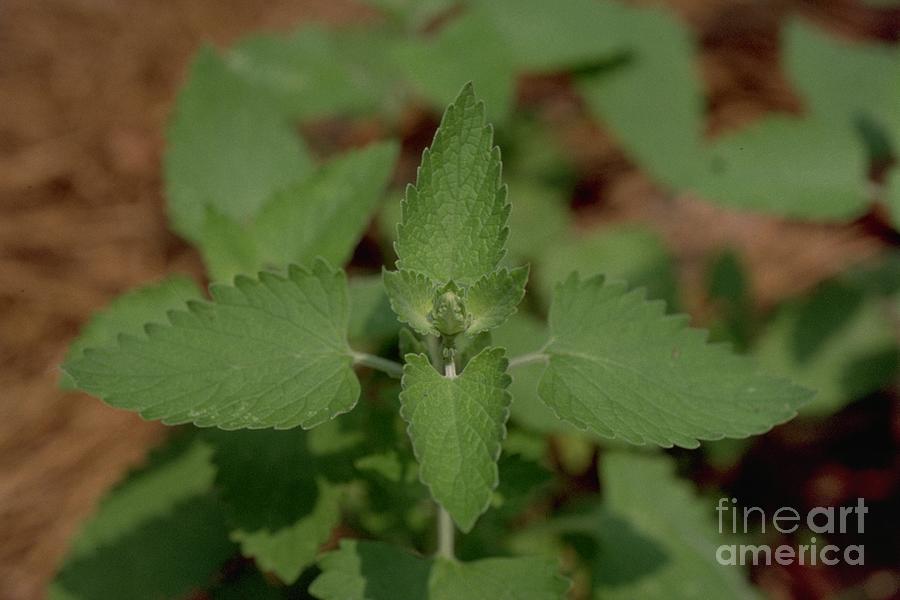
[64,260,359,430]
[595,452,758,599]
[50,436,234,600]
[61,275,201,388]
[200,143,398,282]
[395,84,510,284]
[494,314,582,437]
[165,47,311,240]
[399,347,511,531]
[310,540,568,600]
[383,269,439,336]
[465,266,529,334]
[207,429,344,583]
[539,274,812,448]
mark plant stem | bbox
[443,357,457,379]
[434,342,457,559]
[350,352,403,378]
[437,505,455,560]
[508,351,549,369]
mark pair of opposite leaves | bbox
[64,84,812,534]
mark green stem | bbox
[508,351,548,369]
[434,342,457,559]
[351,352,403,378]
[437,504,455,560]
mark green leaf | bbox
[64,435,218,559]
[228,27,401,121]
[399,327,430,357]
[785,20,899,125]
[538,274,812,448]
[64,259,360,430]
[310,540,432,600]
[889,169,900,228]
[534,225,677,309]
[694,117,867,220]
[200,142,399,282]
[505,180,571,263]
[199,207,261,283]
[210,568,285,600]
[165,46,311,240]
[61,275,201,388]
[348,275,401,347]
[310,540,568,600]
[465,266,529,335]
[362,0,457,31]
[207,429,344,583]
[692,20,899,220]
[395,83,510,284]
[429,555,568,600]
[392,16,516,124]
[399,347,512,531]
[755,281,898,416]
[52,497,234,600]
[493,314,584,437]
[50,435,235,600]
[578,2,706,189]
[477,0,625,72]
[355,450,405,482]
[594,452,758,599]
[383,269,440,336]
[253,142,398,269]
[706,250,754,352]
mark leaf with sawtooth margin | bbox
[60,275,201,389]
[63,259,360,430]
[537,273,812,448]
[465,266,529,335]
[395,83,510,284]
[383,269,439,336]
[399,347,511,531]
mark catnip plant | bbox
[59,84,811,599]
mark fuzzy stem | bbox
[434,347,457,559]
[437,505,455,559]
[508,351,549,369]
[350,352,403,378]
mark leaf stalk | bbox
[351,352,403,378]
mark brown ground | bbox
[0,1,895,599]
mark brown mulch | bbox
[0,0,895,599]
